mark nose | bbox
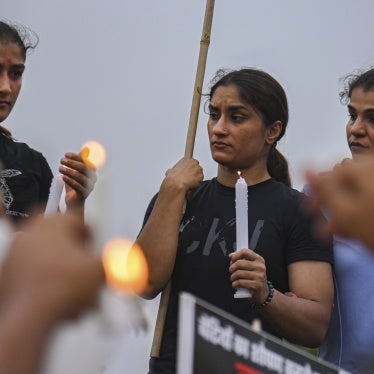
[0,72,11,95]
[350,117,366,137]
[212,116,228,135]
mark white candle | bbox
[44,174,64,217]
[235,174,248,252]
[234,172,252,298]
[80,141,109,248]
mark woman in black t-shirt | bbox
[0,21,95,225]
[137,68,334,373]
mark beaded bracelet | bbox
[250,280,274,309]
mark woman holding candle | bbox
[137,68,334,373]
[0,20,95,226]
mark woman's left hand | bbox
[229,249,268,304]
[59,152,97,207]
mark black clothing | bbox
[0,133,53,224]
[146,178,333,373]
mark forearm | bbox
[0,301,58,374]
[66,202,85,223]
[260,290,331,347]
[138,179,187,298]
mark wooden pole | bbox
[184,0,215,158]
[150,0,215,358]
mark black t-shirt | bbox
[146,178,333,373]
[0,133,53,224]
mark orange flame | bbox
[81,140,107,169]
[102,238,149,294]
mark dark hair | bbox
[208,68,291,187]
[0,20,38,138]
[0,20,38,60]
[340,67,374,105]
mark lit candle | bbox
[234,171,252,298]
[102,237,149,295]
[81,140,108,247]
[235,172,248,252]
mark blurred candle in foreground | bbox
[100,238,149,336]
[102,238,149,294]
[234,171,251,298]
[81,140,107,169]
[80,140,108,247]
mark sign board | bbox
[177,292,349,374]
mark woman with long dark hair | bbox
[136,68,334,373]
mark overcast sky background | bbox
[3,1,374,373]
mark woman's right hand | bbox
[229,248,268,303]
[163,157,204,194]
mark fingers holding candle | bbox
[58,139,106,210]
[229,249,267,302]
[59,151,98,207]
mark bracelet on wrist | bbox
[250,280,274,309]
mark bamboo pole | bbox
[150,0,215,358]
[184,0,215,158]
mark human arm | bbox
[229,250,333,347]
[59,151,97,221]
[136,157,203,299]
[261,260,333,347]
[307,159,374,250]
[0,213,104,374]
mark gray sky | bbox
[3,1,374,372]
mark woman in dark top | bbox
[0,20,95,225]
[136,68,334,373]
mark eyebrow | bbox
[208,104,249,112]
[348,104,374,115]
[0,63,25,70]
[12,64,25,70]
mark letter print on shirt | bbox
[182,216,265,257]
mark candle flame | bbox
[81,140,107,169]
[237,171,241,177]
[102,238,149,294]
